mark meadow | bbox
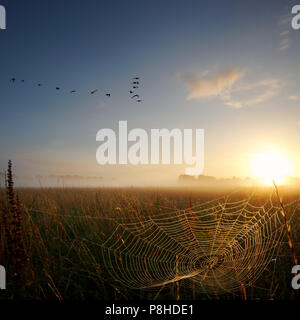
[1,177,300,300]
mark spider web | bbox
[99,194,291,295]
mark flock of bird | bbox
[9,77,111,97]
[9,77,143,102]
[130,77,142,103]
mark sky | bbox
[1,0,300,186]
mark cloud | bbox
[289,96,300,101]
[183,68,280,109]
[279,38,292,51]
[280,31,289,36]
[278,13,292,26]
[278,14,292,51]
[224,101,243,109]
[185,68,244,101]
[226,79,280,108]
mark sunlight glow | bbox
[251,150,293,185]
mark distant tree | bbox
[178,175,196,184]
[197,175,216,183]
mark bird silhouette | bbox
[106,93,111,97]
[133,77,140,80]
[10,78,16,82]
[70,90,76,93]
[137,100,142,103]
[90,89,98,94]
[38,84,42,87]
[133,86,139,89]
[56,87,60,90]
[133,81,139,85]
[130,90,134,94]
[21,80,25,83]
[131,94,139,99]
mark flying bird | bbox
[133,77,140,80]
[130,90,134,94]
[106,93,111,97]
[10,78,16,82]
[137,100,142,103]
[21,80,25,83]
[133,86,139,89]
[90,89,98,94]
[70,90,76,93]
[56,87,60,90]
[38,84,42,86]
[133,82,139,85]
[131,94,139,99]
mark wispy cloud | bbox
[289,95,300,101]
[278,13,292,51]
[279,38,292,51]
[224,101,242,109]
[226,80,280,108]
[185,68,244,101]
[280,30,289,36]
[183,69,280,109]
[278,15,292,26]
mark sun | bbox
[251,150,293,185]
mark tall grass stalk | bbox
[273,180,298,266]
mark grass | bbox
[0,164,300,300]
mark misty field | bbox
[1,184,300,300]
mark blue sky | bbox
[1,0,300,186]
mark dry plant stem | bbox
[273,180,298,266]
[176,255,180,300]
[5,160,27,298]
[188,198,196,300]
